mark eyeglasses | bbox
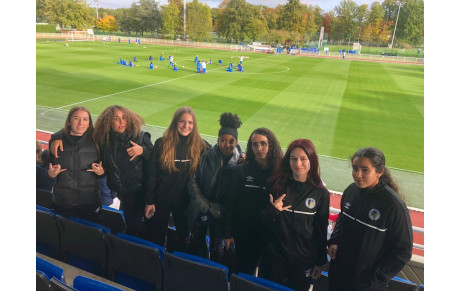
[251,141,268,148]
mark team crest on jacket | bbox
[305,198,316,209]
[368,209,381,221]
[245,176,254,182]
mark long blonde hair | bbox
[161,107,204,174]
[93,105,144,147]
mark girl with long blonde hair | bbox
[144,106,210,250]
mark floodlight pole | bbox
[184,0,186,40]
[390,1,404,49]
[94,0,99,19]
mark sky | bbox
[90,0,382,12]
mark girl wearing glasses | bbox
[224,127,283,275]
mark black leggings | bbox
[144,203,189,251]
[118,192,145,236]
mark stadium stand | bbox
[389,276,419,291]
[37,188,54,209]
[73,275,123,291]
[36,256,66,284]
[36,206,61,259]
[312,271,330,290]
[99,206,127,235]
[36,270,52,291]
[230,273,294,291]
[106,232,164,290]
[163,251,228,291]
[56,215,109,277]
[49,277,77,290]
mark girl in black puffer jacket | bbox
[48,107,105,221]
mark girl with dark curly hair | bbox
[223,127,283,275]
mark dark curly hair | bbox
[245,127,283,172]
[218,112,242,139]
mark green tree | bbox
[332,0,359,44]
[215,0,250,42]
[355,4,368,43]
[36,0,47,23]
[161,1,181,39]
[398,0,424,46]
[186,0,212,41]
[44,0,94,29]
[137,0,161,35]
[278,0,304,34]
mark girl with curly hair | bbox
[223,127,283,275]
[50,105,154,235]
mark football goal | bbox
[65,29,95,42]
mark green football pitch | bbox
[36,39,424,208]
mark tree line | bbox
[36,0,424,47]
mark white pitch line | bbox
[40,54,276,116]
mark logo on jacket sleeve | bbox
[368,209,381,221]
[305,198,316,209]
[245,176,254,182]
[344,202,351,209]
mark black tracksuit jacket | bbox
[262,179,330,268]
[224,160,272,239]
[328,181,413,291]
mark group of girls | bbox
[47,105,413,291]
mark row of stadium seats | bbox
[36,205,297,290]
[37,204,424,291]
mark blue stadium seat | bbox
[230,273,294,291]
[418,284,424,291]
[106,232,164,291]
[37,188,54,209]
[36,206,61,259]
[100,205,127,234]
[55,215,109,277]
[163,251,228,291]
[389,276,418,291]
[49,277,77,291]
[73,275,123,291]
[36,270,52,291]
[36,256,65,283]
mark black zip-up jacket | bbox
[224,160,271,239]
[262,179,330,267]
[147,135,210,206]
[50,131,100,206]
[101,130,153,201]
[328,181,413,291]
[187,144,242,225]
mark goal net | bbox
[65,29,95,42]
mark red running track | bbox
[36,130,424,256]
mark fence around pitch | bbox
[36,33,424,64]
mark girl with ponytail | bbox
[328,147,413,291]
